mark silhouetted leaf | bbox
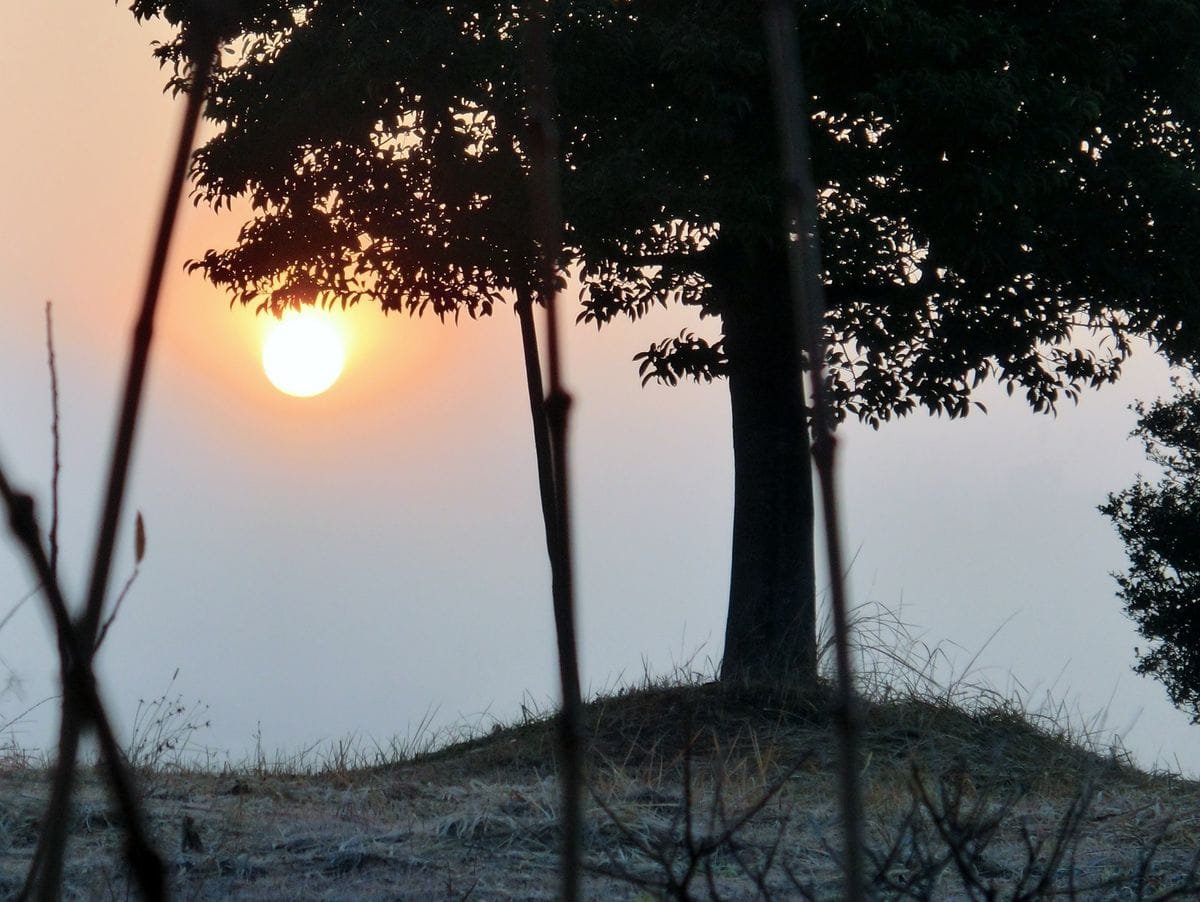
[135,511,146,565]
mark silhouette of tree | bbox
[134,1,1200,687]
[1102,381,1200,723]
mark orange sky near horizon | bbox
[0,2,460,420]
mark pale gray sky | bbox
[1,3,1195,776]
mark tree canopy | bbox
[137,1,1200,422]
[138,3,537,319]
[563,0,1200,423]
[1102,382,1200,723]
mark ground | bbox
[3,681,1199,899]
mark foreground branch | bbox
[7,26,220,900]
[523,4,585,901]
[762,3,866,899]
[0,471,165,900]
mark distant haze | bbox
[0,3,1195,777]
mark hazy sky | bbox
[2,4,1196,776]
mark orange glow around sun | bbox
[261,309,347,397]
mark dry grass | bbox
[1,671,1197,900]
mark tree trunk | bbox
[719,279,817,687]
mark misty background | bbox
[1,3,1195,776]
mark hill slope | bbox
[3,681,1198,899]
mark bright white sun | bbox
[261,310,346,397]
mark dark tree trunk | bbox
[718,275,817,687]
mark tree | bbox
[1101,381,1200,723]
[136,1,1200,687]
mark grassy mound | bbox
[3,678,1198,899]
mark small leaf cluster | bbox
[633,330,727,387]
[1101,379,1200,723]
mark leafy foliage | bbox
[136,3,541,320]
[562,0,1200,425]
[1101,381,1200,723]
[134,1,1200,422]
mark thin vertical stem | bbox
[43,302,61,579]
[523,4,585,901]
[762,2,865,899]
[43,299,71,762]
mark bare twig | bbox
[95,511,145,652]
[42,302,73,703]
[522,4,585,902]
[94,565,139,653]
[762,2,865,898]
[0,584,40,635]
[592,711,811,899]
[0,693,60,735]
[11,27,220,900]
[44,302,61,578]
[0,471,165,901]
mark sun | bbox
[261,309,346,397]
